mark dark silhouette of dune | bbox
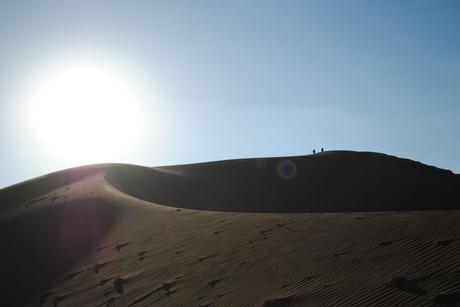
[106,151,460,212]
[1,151,460,306]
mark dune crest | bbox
[106,151,460,212]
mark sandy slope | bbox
[1,151,459,306]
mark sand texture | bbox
[1,151,460,306]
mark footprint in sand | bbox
[138,250,150,256]
[97,245,110,253]
[139,255,151,261]
[63,270,83,281]
[276,223,293,231]
[115,242,130,251]
[208,278,222,288]
[27,196,47,207]
[101,296,117,306]
[160,281,176,294]
[138,250,152,261]
[114,278,125,294]
[260,228,273,234]
[51,195,61,203]
[94,261,110,274]
[98,277,113,287]
[199,255,213,262]
[127,281,177,306]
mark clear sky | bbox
[1,1,459,187]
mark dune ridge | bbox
[1,151,459,306]
[106,151,460,212]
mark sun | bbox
[28,64,142,164]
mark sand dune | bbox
[106,151,459,212]
[1,151,459,306]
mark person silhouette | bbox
[312,149,316,154]
[321,147,324,152]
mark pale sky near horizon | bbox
[1,1,459,187]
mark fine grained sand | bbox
[1,151,459,306]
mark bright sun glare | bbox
[29,64,141,164]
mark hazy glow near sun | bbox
[29,64,142,164]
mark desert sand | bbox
[1,151,459,306]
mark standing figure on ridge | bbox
[321,147,324,152]
[312,149,316,154]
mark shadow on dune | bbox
[106,151,460,213]
[0,198,117,306]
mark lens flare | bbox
[277,160,297,180]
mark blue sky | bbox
[1,1,459,187]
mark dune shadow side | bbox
[0,198,117,306]
[105,152,460,213]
